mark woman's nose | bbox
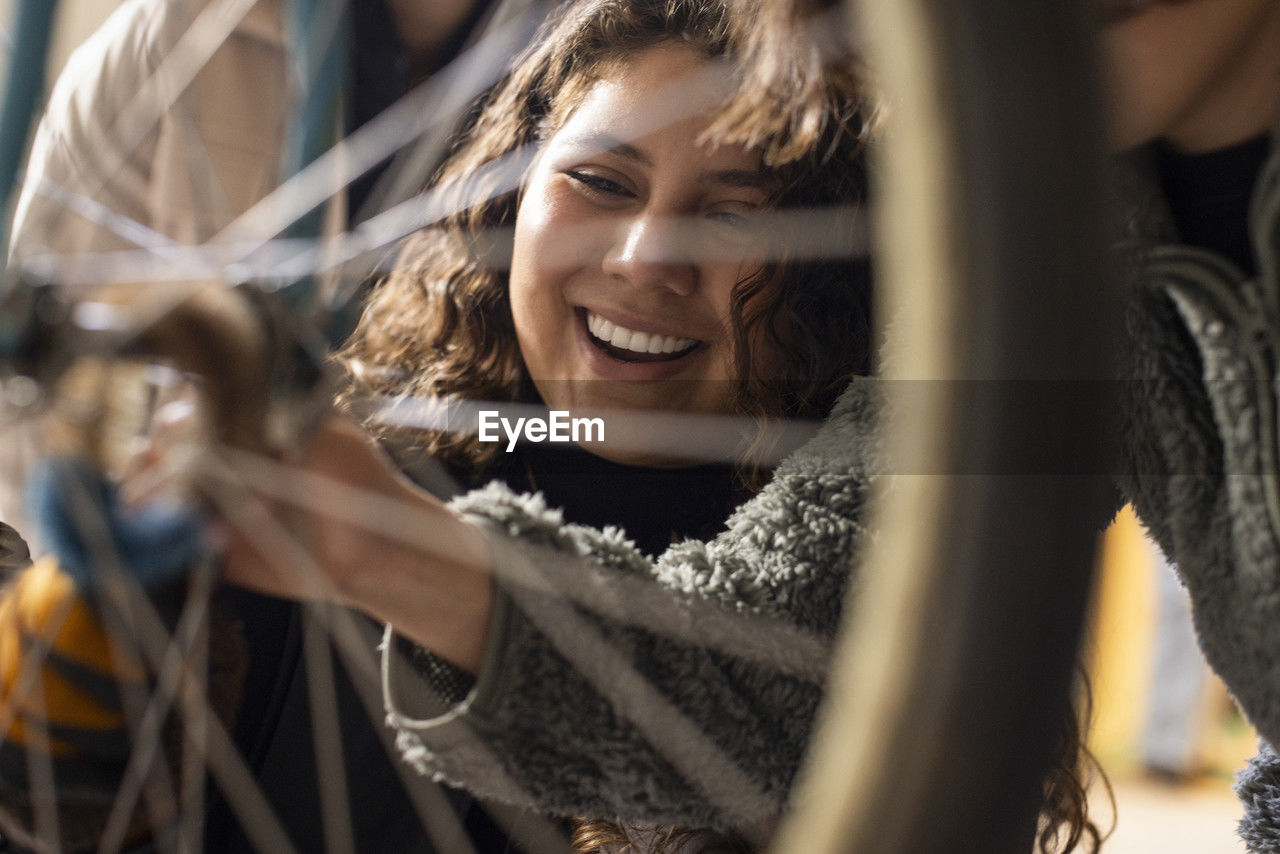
[601,212,696,296]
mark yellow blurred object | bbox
[0,557,142,752]
[1085,506,1258,778]
[1085,505,1154,768]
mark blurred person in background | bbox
[0,0,529,549]
[735,0,1280,848]
[0,0,540,850]
[1097,1,1280,850]
[1140,537,1212,785]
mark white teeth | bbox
[586,311,697,355]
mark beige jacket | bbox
[10,0,289,259]
[3,0,292,544]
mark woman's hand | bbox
[210,415,494,673]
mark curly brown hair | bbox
[336,0,876,471]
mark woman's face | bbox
[508,44,770,446]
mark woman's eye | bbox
[706,206,758,233]
[565,170,633,198]
[708,210,749,228]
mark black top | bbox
[1153,133,1272,277]
[345,0,413,222]
[205,586,515,854]
[346,0,498,223]
[479,442,742,558]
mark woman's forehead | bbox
[549,45,760,169]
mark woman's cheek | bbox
[512,184,591,280]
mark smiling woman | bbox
[311,0,1097,849]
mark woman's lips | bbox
[575,308,703,380]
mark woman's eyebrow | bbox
[704,169,769,190]
[559,133,652,165]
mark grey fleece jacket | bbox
[382,380,880,830]
[1109,139,1280,850]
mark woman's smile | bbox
[573,307,706,382]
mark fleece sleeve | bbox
[382,381,880,829]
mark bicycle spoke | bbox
[123,585,301,854]
[48,460,297,854]
[32,44,737,295]
[165,98,232,245]
[205,445,784,831]
[487,546,777,831]
[19,176,180,254]
[176,559,215,854]
[105,581,300,854]
[196,468,500,854]
[97,562,218,854]
[301,605,357,854]
[20,668,62,854]
[214,2,547,251]
[201,463,584,854]
[56,463,183,854]
[21,198,868,297]
[479,802,577,854]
